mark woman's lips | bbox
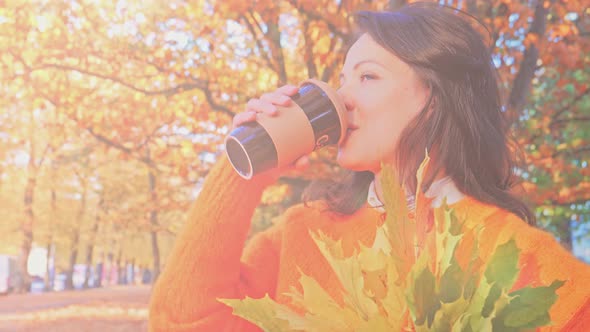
[347,123,359,131]
[340,125,358,145]
[344,128,357,141]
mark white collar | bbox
[426,176,465,207]
[367,180,387,213]
[367,176,465,212]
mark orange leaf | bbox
[511,252,541,291]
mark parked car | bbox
[30,275,45,293]
[53,273,67,292]
[0,255,20,294]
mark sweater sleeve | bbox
[148,155,282,332]
[456,202,590,332]
[493,213,590,331]
[518,226,590,331]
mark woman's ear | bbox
[427,83,435,110]
[422,86,435,115]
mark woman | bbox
[149,3,590,331]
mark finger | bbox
[259,92,292,106]
[276,84,299,96]
[232,111,257,129]
[293,156,310,170]
[245,98,278,115]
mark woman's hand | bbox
[232,84,310,179]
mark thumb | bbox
[293,156,310,171]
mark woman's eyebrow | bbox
[353,59,387,70]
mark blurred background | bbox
[0,0,588,330]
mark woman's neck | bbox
[372,171,464,208]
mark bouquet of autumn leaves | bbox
[220,154,564,331]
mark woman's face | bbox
[337,33,429,173]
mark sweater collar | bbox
[367,176,465,212]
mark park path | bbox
[0,285,151,332]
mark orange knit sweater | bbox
[149,156,590,331]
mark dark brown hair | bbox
[303,2,536,224]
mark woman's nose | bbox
[337,87,354,112]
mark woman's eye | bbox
[360,74,377,82]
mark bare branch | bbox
[286,0,348,40]
[240,13,275,71]
[195,79,235,117]
[550,116,590,128]
[302,18,318,79]
[552,86,590,119]
[36,144,52,169]
[34,62,235,116]
[521,82,590,145]
[552,145,590,158]
[35,63,207,96]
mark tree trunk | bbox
[507,0,555,121]
[116,247,124,284]
[83,195,103,288]
[267,16,288,85]
[45,242,54,291]
[82,223,100,288]
[556,216,573,252]
[129,258,135,284]
[45,163,57,291]
[82,236,94,289]
[66,176,87,290]
[65,236,79,290]
[19,107,40,293]
[302,18,318,79]
[149,169,161,283]
[19,170,36,293]
[388,0,407,11]
[146,148,161,283]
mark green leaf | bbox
[460,278,493,331]
[436,207,463,278]
[449,210,463,236]
[463,226,483,302]
[484,238,519,289]
[463,275,478,301]
[493,280,565,330]
[440,259,464,303]
[432,310,452,332]
[412,266,441,327]
[481,282,502,318]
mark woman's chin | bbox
[337,150,382,173]
[337,151,366,171]
[336,150,351,169]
